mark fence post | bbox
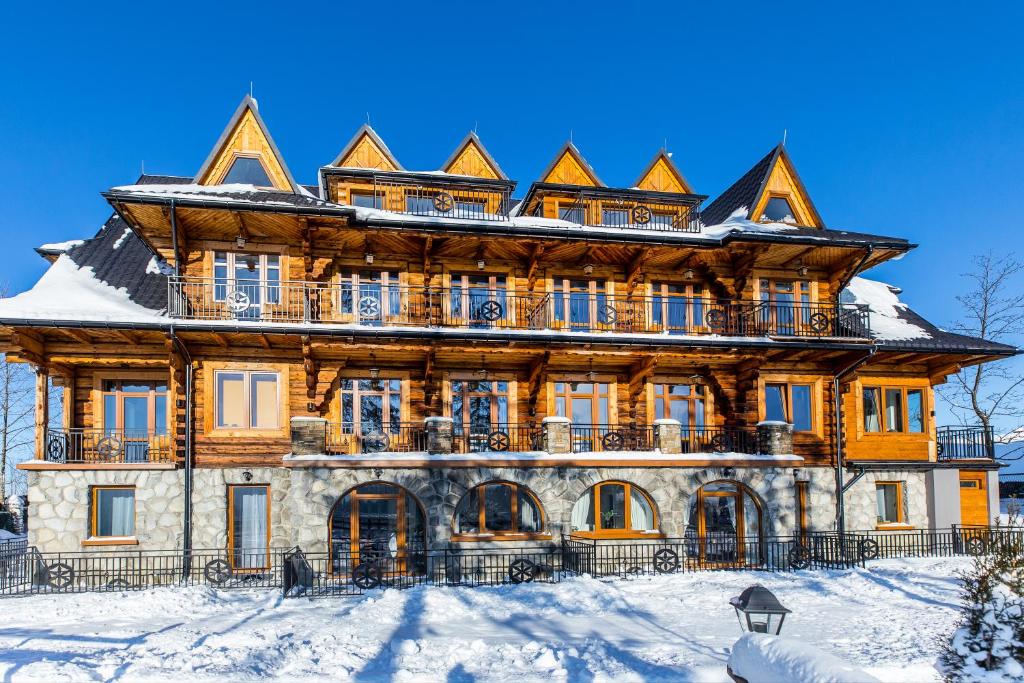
[541,416,571,454]
[424,416,454,455]
[757,421,794,455]
[653,419,682,454]
[290,417,328,456]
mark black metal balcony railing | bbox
[372,176,512,222]
[452,424,541,454]
[680,427,763,455]
[44,428,173,464]
[326,422,427,455]
[936,426,995,460]
[569,425,656,453]
[168,278,872,339]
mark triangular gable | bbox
[749,145,824,228]
[441,131,506,179]
[634,149,693,194]
[195,95,299,192]
[538,141,604,187]
[331,124,403,171]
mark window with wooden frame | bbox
[760,196,798,224]
[875,482,904,525]
[449,273,508,327]
[334,269,402,323]
[228,484,270,570]
[652,382,707,431]
[100,379,168,438]
[221,154,274,188]
[553,381,612,425]
[557,202,586,224]
[451,379,511,432]
[649,210,678,229]
[650,282,706,333]
[90,486,136,539]
[863,386,926,434]
[570,481,660,538]
[764,382,814,432]
[349,191,383,209]
[552,276,613,329]
[213,251,282,318]
[600,206,630,227]
[339,378,404,437]
[214,369,281,431]
[452,482,547,540]
[759,279,812,334]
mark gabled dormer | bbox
[322,126,514,220]
[440,131,507,180]
[701,144,824,228]
[194,95,300,193]
[634,149,693,194]
[519,142,704,232]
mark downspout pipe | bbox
[834,345,877,541]
[169,324,194,579]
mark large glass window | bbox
[215,370,280,430]
[229,485,269,570]
[765,382,813,432]
[452,379,509,452]
[553,277,611,330]
[335,269,401,324]
[450,274,507,328]
[862,386,926,434]
[875,482,903,525]
[350,191,383,209]
[653,383,706,433]
[329,483,427,575]
[340,378,403,439]
[558,204,586,224]
[570,481,658,537]
[101,379,169,462]
[222,156,273,187]
[601,207,630,227]
[213,251,281,319]
[651,282,705,334]
[760,196,797,223]
[91,486,135,538]
[453,482,545,538]
[760,279,811,334]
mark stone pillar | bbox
[653,418,682,454]
[541,416,571,454]
[424,416,453,455]
[290,417,327,456]
[757,420,794,455]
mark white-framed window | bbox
[213,251,281,316]
[215,370,281,430]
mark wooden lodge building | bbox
[1,96,1013,569]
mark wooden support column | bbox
[627,355,658,419]
[302,336,318,412]
[34,366,48,460]
[527,351,550,416]
[315,360,348,415]
[421,347,437,414]
[526,243,545,292]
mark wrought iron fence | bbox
[679,427,763,455]
[374,177,512,221]
[44,428,173,464]
[569,424,655,453]
[1,526,1020,599]
[452,423,541,454]
[326,422,428,454]
[166,279,872,340]
[936,425,995,460]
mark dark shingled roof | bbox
[64,215,169,312]
[701,147,777,227]
[876,305,1017,355]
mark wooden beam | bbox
[11,329,44,361]
[731,247,767,299]
[302,335,318,405]
[626,248,653,296]
[781,246,816,268]
[527,351,551,415]
[315,359,348,413]
[34,367,48,460]
[422,346,437,413]
[422,236,434,279]
[62,328,94,344]
[526,243,546,292]
[109,329,140,345]
[210,332,230,348]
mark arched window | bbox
[570,481,659,538]
[329,483,427,575]
[452,481,547,540]
[686,481,762,566]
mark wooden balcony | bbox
[43,428,173,465]
[936,426,995,460]
[168,277,872,339]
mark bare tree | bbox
[0,354,35,500]
[939,253,1024,439]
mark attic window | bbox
[760,197,797,224]
[222,156,274,187]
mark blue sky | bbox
[1,1,1022,435]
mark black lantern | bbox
[729,585,791,635]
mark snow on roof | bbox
[699,207,813,239]
[844,276,930,341]
[36,239,85,253]
[0,255,164,322]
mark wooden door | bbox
[959,471,990,527]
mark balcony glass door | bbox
[554,278,609,331]
[336,270,401,326]
[760,279,810,335]
[452,380,509,452]
[213,252,281,321]
[101,380,167,463]
[450,275,507,328]
[339,379,403,451]
[653,383,706,446]
[554,381,611,451]
[651,283,704,334]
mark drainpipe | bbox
[835,245,874,300]
[169,324,194,578]
[834,346,876,541]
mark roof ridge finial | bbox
[781,128,787,146]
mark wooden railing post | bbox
[34,366,48,460]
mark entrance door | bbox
[353,494,404,568]
[686,482,762,566]
[959,471,990,527]
[329,483,427,577]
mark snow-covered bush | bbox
[941,519,1024,681]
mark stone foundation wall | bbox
[841,469,930,531]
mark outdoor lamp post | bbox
[729,585,791,635]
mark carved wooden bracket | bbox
[527,351,551,415]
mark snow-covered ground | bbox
[0,557,968,682]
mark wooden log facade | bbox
[3,95,1014,560]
